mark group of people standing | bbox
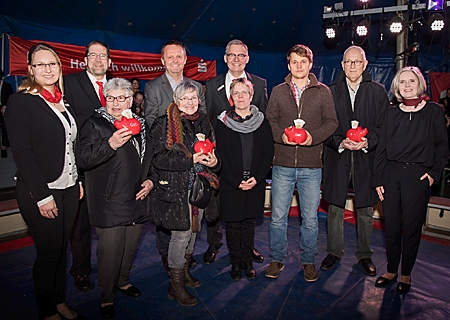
[3,37,448,320]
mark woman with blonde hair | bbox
[5,43,84,319]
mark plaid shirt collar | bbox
[290,79,310,107]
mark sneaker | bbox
[265,261,284,279]
[303,264,318,282]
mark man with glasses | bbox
[64,40,111,292]
[321,45,389,276]
[144,40,205,272]
[265,44,338,282]
[203,39,268,265]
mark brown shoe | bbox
[303,264,318,282]
[265,262,284,279]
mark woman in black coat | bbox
[5,43,84,320]
[79,78,153,318]
[215,78,274,280]
[150,80,220,307]
[374,66,448,294]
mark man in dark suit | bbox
[144,40,205,271]
[204,39,268,264]
[0,68,14,158]
[144,40,205,128]
[64,40,111,292]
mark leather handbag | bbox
[189,173,213,209]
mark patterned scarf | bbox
[164,102,219,190]
[95,107,146,163]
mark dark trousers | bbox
[155,226,171,256]
[69,198,92,278]
[206,193,222,249]
[16,181,79,318]
[382,161,431,276]
[225,218,255,265]
[96,223,143,304]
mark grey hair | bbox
[225,39,248,54]
[173,79,200,104]
[343,46,366,61]
[390,66,427,102]
[103,78,133,97]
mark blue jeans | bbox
[269,166,321,265]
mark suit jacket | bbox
[64,70,103,129]
[144,73,205,128]
[205,71,268,128]
[1,80,14,106]
[5,92,77,203]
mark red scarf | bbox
[41,86,62,103]
[402,94,429,107]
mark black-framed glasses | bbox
[343,60,363,66]
[87,53,109,60]
[105,95,130,102]
[31,62,60,69]
[226,53,247,59]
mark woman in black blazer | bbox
[5,43,84,320]
[215,78,274,280]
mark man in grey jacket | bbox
[144,40,205,270]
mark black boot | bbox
[184,254,201,288]
[167,268,198,307]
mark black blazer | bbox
[1,80,14,106]
[205,72,268,127]
[5,92,77,203]
[64,70,103,129]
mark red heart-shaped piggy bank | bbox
[346,126,368,142]
[194,138,215,155]
[114,117,141,135]
[284,126,307,144]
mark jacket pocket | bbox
[105,174,116,200]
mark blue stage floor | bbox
[1,214,450,320]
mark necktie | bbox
[96,81,106,107]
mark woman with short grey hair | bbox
[149,79,220,307]
[79,78,154,318]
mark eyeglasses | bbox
[105,95,130,102]
[231,91,250,97]
[179,96,199,103]
[31,62,60,69]
[226,53,247,59]
[343,60,363,66]
[87,53,109,60]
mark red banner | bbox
[9,36,216,81]
[429,72,450,102]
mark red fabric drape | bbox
[9,36,216,81]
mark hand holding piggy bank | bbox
[284,119,307,144]
[114,109,141,135]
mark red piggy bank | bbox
[284,126,307,144]
[114,117,141,135]
[194,139,215,155]
[346,126,368,142]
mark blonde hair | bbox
[390,66,426,103]
[19,43,64,95]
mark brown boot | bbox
[184,254,201,288]
[167,268,198,307]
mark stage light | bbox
[325,24,340,39]
[388,16,405,35]
[356,20,370,37]
[324,24,341,49]
[334,2,343,12]
[324,6,333,14]
[356,0,369,9]
[427,0,445,11]
[429,13,445,32]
